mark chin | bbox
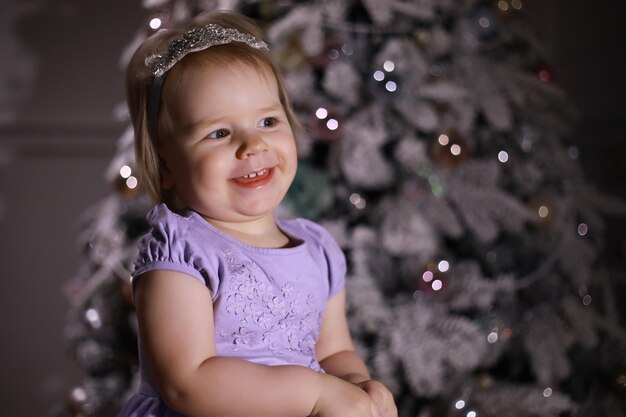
[236,198,283,219]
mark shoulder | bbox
[137,203,207,251]
[280,218,338,248]
[134,204,221,296]
[144,203,195,234]
[280,218,347,297]
[279,217,345,263]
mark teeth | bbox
[243,169,267,179]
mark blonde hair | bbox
[125,11,300,204]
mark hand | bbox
[311,373,382,417]
[357,380,398,417]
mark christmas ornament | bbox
[475,372,495,390]
[429,129,470,168]
[276,33,309,70]
[310,39,345,69]
[533,62,556,83]
[413,28,431,48]
[283,162,333,219]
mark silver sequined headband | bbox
[145,24,269,141]
[145,23,269,77]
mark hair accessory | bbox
[145,23,268,143]
[145,23,269,77]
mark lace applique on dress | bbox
[220,248,322,363]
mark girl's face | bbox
[158,61,297,228]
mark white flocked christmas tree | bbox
[57,1,626,416]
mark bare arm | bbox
[316,288,370,383]
[316,288,398,417]
[137,270,385,417]
[135,270,326,417]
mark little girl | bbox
[118,10,396,417]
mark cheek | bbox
[185,151,229,188]
[285,141,299,175]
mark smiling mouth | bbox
[240,168,269,179]
[232,167,274,187]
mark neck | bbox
[203,214,292,249]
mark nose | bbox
[235,131,268,160]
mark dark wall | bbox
[526,1,626,262]
[0,1,145,416]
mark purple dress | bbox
[116,204,346,417]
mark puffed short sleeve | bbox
[132,204,219,297]
[296,219,347,298]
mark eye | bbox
[258,117,277,128]
[207,128,230,139]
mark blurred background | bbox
[0,1,624,416]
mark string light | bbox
[385,81,397,92]
[487,331,498,343]
[341,44,354,55]
[538,69,551,82]
[315,107,328,119]
[149,17,162,30]
[383,60,395,72]
[373,63,399,93]
[85,308,102,329]
[428,174,444,197]
[582,294,592,305]
[438,134,449,146]
[119,165,132,179]
[455,400,466,409]
[543,387,553,397]
[326,119,339,130]
[498,151,508,163]
[126,176,138,189]
[577,223,588,236]
[327,49,340,60]
[438,260,449,272]
[430,65,442,77]
[71,387,87,402]
[511,0,523,10]
[432,279,443,291]
[349,193,366,209]
[422,271,433,282]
